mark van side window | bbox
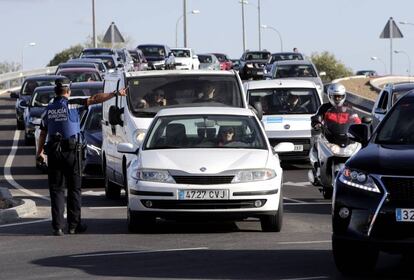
[378,91,389,110]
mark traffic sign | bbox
[380,17,403,39]
[102,22,125,45]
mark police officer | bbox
[36,78,127,236]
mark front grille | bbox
[382,177,414,201]
[172,175,234,185]
[141,199,267,209]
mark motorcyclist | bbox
[311,83,361,144]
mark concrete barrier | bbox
[369,76,414,92]
[0,67,57,90]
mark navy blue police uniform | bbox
[40,94,87,233]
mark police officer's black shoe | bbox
[68,223,88,234]
[53,229,64,236]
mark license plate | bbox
[396,208,414,222]
[294,145,304,151]
[178,189,229,200]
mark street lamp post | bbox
[394,50,411,76]
[258,0,261,50]
[92,0,97,48]
[175,9,200,48]
[21,42,36,71]
[261,24,283,52]
[370,56,387,75]
[240,0,247,53]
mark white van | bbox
[102,70,252,198]
[244,79,323,161]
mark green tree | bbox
[310,51,353,83]
[47,44,84,66]
[0,61,21,74]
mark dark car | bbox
[212,53,233,70]
[12,75,64,130]
[80,48,116,57]
[356,70,377,77]
[128,49,148,71]
[23,86,55,145]
[238,50,271,80]
[67,58,108,74]
[332,91,414,275]
[80,104,103,185]
[55,62,99,74]
[69,81,104,96]
[264,52,304,74]
[137,44,175,70]
[81,54,119,71]
[56,68,102,82]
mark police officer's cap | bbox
[54,77,71,94]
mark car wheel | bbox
[104,167,121,199]
[260,193,283,232]
[332,237,378,276]
[127,209,155,233]
[322,187,333,199]
[17,119,25,130]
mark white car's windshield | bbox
[274,64,317,78]
[248,88,320,115]
[127,75,243,117]
[172,49,191,58]
[144,115,267,150]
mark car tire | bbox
[332,237,378,276]
[24,133,34,146]
[104,167,121,199]
[127,209,155,233]
[17,119,25,130]
[260,193,283,232]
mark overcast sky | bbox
[1,0,414,75]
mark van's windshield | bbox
[127,75,243,117]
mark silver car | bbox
[198,54,221,70]
[264,60,325,95]
[371,82,414,129]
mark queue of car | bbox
[10,44,414,276]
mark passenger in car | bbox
[217,127,235,146]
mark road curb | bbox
[0,188,37,224]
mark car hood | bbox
[347,143,414,176]
[140,149,269,174]
[28,107,46,118]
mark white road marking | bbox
[284,181,311,187]
[3,130,50,201]
[283,197,307,204]
[71,247,209,258]
[284,202,331,206]
[278,240,331,245]
[87,206,126,210]
[82,190,105,196]
[0,218,51,228]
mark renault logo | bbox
[284,124,291,130]
[200,167,207,172]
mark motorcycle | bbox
[308,113,369,199]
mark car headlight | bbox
[133,169,175,183]
[338,168,380,193]
[87,144,101,156]
[246,63,253,68]
[232,169,276,183]
[133,129,146,146]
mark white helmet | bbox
[327,83,346,107]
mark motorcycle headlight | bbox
[326,142,361,157]
[133,169,175,183]
[87,144,101,156]
[232,169,276,183]
[246,63,253,68]
[133,129,146,146]
[338,168,380,193]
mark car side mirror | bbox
[361,116,372,124]
[10,92,19,99]
[274,142,295,153]
[319,71,326,76]
[348,124,370,145]
[19,100,28,107]
[374,108,386,115]
[117,143,138,154]
[108,105,124,126]
[117,63,124,68]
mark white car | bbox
[171,48,200,70]
[244,79,323,161]
[117,107,294,232]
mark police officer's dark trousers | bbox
[47,141,82,231]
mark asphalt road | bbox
[0,92,412,280]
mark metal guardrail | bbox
[0,67,57,90]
